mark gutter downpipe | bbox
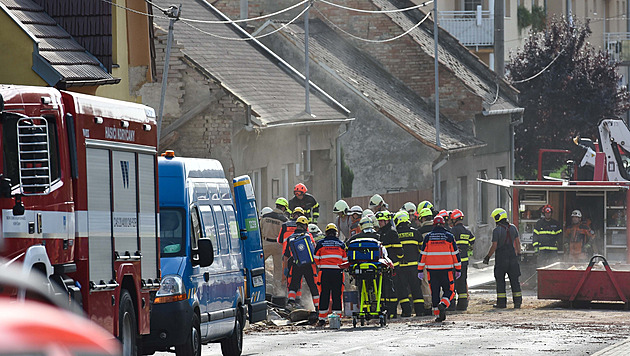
[336,123,351,200]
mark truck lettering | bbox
[113,217,137,228]
[105,126,136,142]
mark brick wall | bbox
[214,0,482,122]
[149,27,243,181]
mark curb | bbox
[592,337,630,356]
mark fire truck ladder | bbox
[16,117,52,195]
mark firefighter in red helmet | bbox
[288,183,320,224]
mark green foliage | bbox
[340,147,354,198]
[518,5,546,33]
[517,6,531,32]
[507,17,630,179]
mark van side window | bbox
[213,205,229,255]
[190,206,202,251]
[159,208,185,257]
[200,205,218,253]
[224,205,241,254]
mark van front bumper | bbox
[143,299,192,352]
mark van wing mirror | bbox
[197,238,214,267]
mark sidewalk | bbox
[593,337,630,356]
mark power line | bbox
[144,0,168,14]
[319,0,434,14]
[181,3,310,41]
[179,0,308,24]
[314,5,431,43]
[100,0,168,18]
[511,50,564,84]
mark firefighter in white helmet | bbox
[333,199,351,240]
[369,194,388,212]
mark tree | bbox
[507,17,630,178]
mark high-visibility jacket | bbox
[349,218,361,238]
[288,193,320,223]
[533,218,562,251]
[451,223,475,262]
[418,226,461,272]
[564,222,594,257]
[378,222,404,268]
[283,229,316,265]
[261,208,288,242]
[278,219,297,251]
[396,222,423,268]
[314,235,347,270]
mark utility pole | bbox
[494,0,504,76]
[566,0,573,25]
[157,4,182,150]
[434,0,440,147]
[304,1,311,115]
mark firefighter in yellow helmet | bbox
[483,208,522,309]
[393,211,427,317]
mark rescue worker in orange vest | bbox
[564,209,595,261]
[483,208,522,308]
[416,207,435,314]
[314,223,347,326]
[261,197,289,296]
[533,204,562,267]
[418,215,461,322]
[283,216,319,310]
[450,209,475,311]
[348,205,363,238]
[393,211,428,316]
[376,210,404,318]
[278,207,306,251]
[288,183,320,224]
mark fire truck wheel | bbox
[176,312,201,356]
[118,290,138,356]
[220,308,243,356]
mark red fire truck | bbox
[0,85,159,355]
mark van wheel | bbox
[176,313,201,356]
[118,289,138,356]
[220,309,243,356]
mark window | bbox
[464,0,482,11]
[440,180,448,210]
[281,165,289,198]
[213,205,229,255]
[190,206,202,252]
[160,208,185,257]
[200,205,218,253]
[458,176,468,224]
[477,170,488,224]
[497,167,508,209]
[505,0,511,17]
[224,205,241,254]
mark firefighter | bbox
[418,215,461,322]
[309,224,325,243]
[289,183,320,224]
[333,199,351,240]
[376,210,404,318]
[314,223,347,326]
[393,211,427,317]
[533,204,563,267]
[283,216,320,310]
[260,197,289,296]
[483,208,522,309]
[437,210,451,231]
[564,209,595,261]
[402,202,420,228]
[416,207,435,314]
[278,207,305,251]
[450,209,475,310]
[348,205,363,238]
[369,194,389,212]
[418,200,437,216]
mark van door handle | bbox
[204,272,209,282]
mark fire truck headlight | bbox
[154,275,187,304]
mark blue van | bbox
[144,154,265,356]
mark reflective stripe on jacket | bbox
[314,235,347,269]
[397,222,422,268]
[418,226,461,271]
[451,223,475,262]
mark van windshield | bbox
[160,208,186,257]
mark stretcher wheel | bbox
[352,317,357,328]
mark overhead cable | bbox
[319,0,434,13]
[314,5,431,43]
[511,50,564,84]
[179,0,309,24]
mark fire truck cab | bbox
[0,85,160,355]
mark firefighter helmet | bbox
[275,197,289,208]
[375,210,391,221]
[333,200,349,214]
[491,208,508,223]
[309,224,322,235]
[542,204,553,214]
[359,216,374,231]
[349,205,363,215]
[296,216,309,225]
[571,209,582,218]
[294,183,307,194]
[369,194,385,209]
[437,210,449,220]
[418,207,433,218]
[393,211,410,226]
[362,209,374,218]
[292,207,305,215]
[402,202,416,214]
[325,223,338,233]
[417,200,433,213]
[433,215,445,225]
[450,209,464,220]
[260,207,273,217]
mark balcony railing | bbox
[438,8,494,47]
[605,32,630,64]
